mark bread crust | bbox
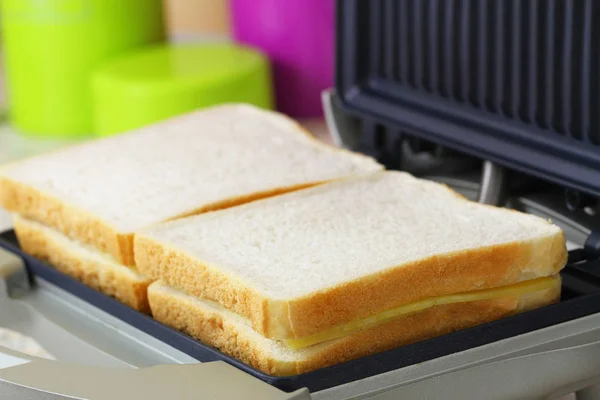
[12,215,152,313]
[134,234,273,334]
[135,230,567,339]
[148,280,560,376]
[0,176,129,264]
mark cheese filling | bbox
[283,275,560,350]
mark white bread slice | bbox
[135,171,567,340]
[13,215,152,313]
[148,279,561,376]
[0,104,381,266]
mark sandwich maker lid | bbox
[335,0,600,197]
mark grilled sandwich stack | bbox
[0,104,567,375]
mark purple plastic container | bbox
[231,0,334,118]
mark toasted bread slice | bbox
[148,278,561,376]
[135,171,567,340]
[13,215,152,313]
[0,104,381,266]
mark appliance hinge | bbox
[583,230,600,260]
[478,161,506,206]
[567,230,600,279]
[0,247,31,299]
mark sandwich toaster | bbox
[2,1,600,398]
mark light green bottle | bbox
[0,0,165,138]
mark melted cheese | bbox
[283,275,559,350]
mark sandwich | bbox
[134,171,567,376]
[0,104,382,312]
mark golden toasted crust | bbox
[12,216,152,313]
[148,280,561,376]
[135,230,567,339]
[134,235,273,334]
[0,176,129,264]
[0,176,326,266]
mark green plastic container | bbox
[91,43,274,136]
[0,0,165,138]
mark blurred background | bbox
[0,0,334,229]
[0,0,334,146]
